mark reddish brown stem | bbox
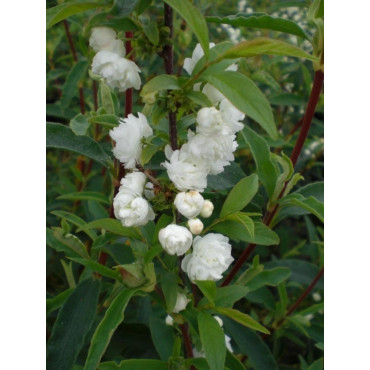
[180,324,194,358]
[63,20,85,114]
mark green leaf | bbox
[69,258,121,280]
[220,174,258,217]
[223,317,278,370]
[204,71,277,139]
[46,122,112,167]
[60,60,89,108]
[88,13,138,32]
[241,267,291,292]
[89,114,119,129]
[279,194,324,222]
[46,288,74,317]
[100,81,115,114]
[241,126,279,198]
[48,227,90,259]
[57,191,110,205]
[225,212,255,238]
[223,37,317,61]
[195,280,217,307]
[206,13,309,40]
[47,2,104,29]
[70,113,90,136]
[84,289,135,370]
[140,74,180,102]
[164,0,209,59]
[109,0,137,17]
[47,278,101,370]
[149,317,175,360]
[207,162,246,190]
[161,272,178,313]
[143,22,159,46]
[307,357,324,370]
[98,359,168,370]
[185,90,213,107]
[215,307,269,334]
[213,286,250,307]
[51,211,97,240]
[198,311,226,370]
[211,220,279,246]
[140,144,159,166]
[225,351,245,370]
[78,218,141,239]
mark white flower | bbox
[196,107,227,136]
[165,315,174,326]
[119,171,147,195]
[219,99,245,134]
[113,190,155,227]
[183,42,215,75]
[110,113,153,169]
[202,83,226,106]
[89,27,125,56]
[225,335,233,352]
[181,233,234,281]
[144,182,155,200]
[187,218,204,235]
[173,293,190,313]
[91,50,141,91]
[158,224,193,256]
[187,131,237,175]
[174,191,204,219]
[200,200,214,218]
[162,146,209,192]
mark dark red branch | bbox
[180,324,194,358]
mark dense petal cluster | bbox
[89,27,141,92]
[181,233,234,281]
[158,224,193,256]
[110,112,153,169]
[173,293,190,313]
[174,191,204,219]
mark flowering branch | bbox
[221,70,324,287]
[63,20,85,114]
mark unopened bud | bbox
[165,315,174,326]
[188,218,203,235]
[200,200,214,218]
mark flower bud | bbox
[165,315,174,326]
[158,224,193,256]
[312,292,321,302]
[173,293,190,313]
[174,191,204,219]
[188,218,204,235]
[200,200,214,218]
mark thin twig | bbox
[180,324,194,358]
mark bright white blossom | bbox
[200,200,214,218]
[196,107,226,136]
[158,224,193,256]
[202,83,226,106]
[119,172,147,195]
[113,190,155,227]
[174,191,204,219]
[183,42,215,75]
[89,27,125,56]
[162,145,209,192]
[225,335,233,352]
[219,99,245,134]
[91,50,141,91]
[165,315,174,326]
[187,131,237,175]
[187,218,204,235]
[181,233,234,281]
[173,293,190,313]
[110,113,153,169]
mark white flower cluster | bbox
[163,43,245,192]
[113,171,155,227]
[89,27,141,92]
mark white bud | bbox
[173,293,190,313]
[200,200,214,218]
[158,224,193,256]
[119,171,147,195]
[312,292,321,302]
[225,334,233,352]
[144,182,155,200]
[214,316,223,327]
[165,315,174,326]
[188,218,204,235]
[174,191,204,219]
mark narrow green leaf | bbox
[57,191,110,205]
[89,114,119,129]
[205,71,277,139]
[186,90,213,107]
[88,13,138,32]
[216,307,269,334]
[100,81,115,114]
[213,286,250,307]
[161,272,178,313]
[225,351,245,370]
[84,289,135,370]
[164,0,209,58]
[225,212,255,238]
[223,317,278,370]
[184,358,210,370]
[198,311,226,370]
[143,22,159,46]
[108,0,137,17]
[46,288,74,317]
[46,122,112,167]
[98,359,168,370]
[69,258,121,280]
[211,220,279,246]
[220,174,258,217]
[70,113,90,136]
[242,267,291,292]
[207,162,247,190]
[140,144,159,166]
[47,278,101,370]
[149,317,175,360]
[61,60,89,108]
[78,218,141,239]
[279,194,324,222]
[223,38,318,61]
[235,263,264,286]
[195,280,217,307]
[47,2,104,29]
[241,126,279,198]
[206,13,309,40]
[140,74,180,102]
[307,357,324,370]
